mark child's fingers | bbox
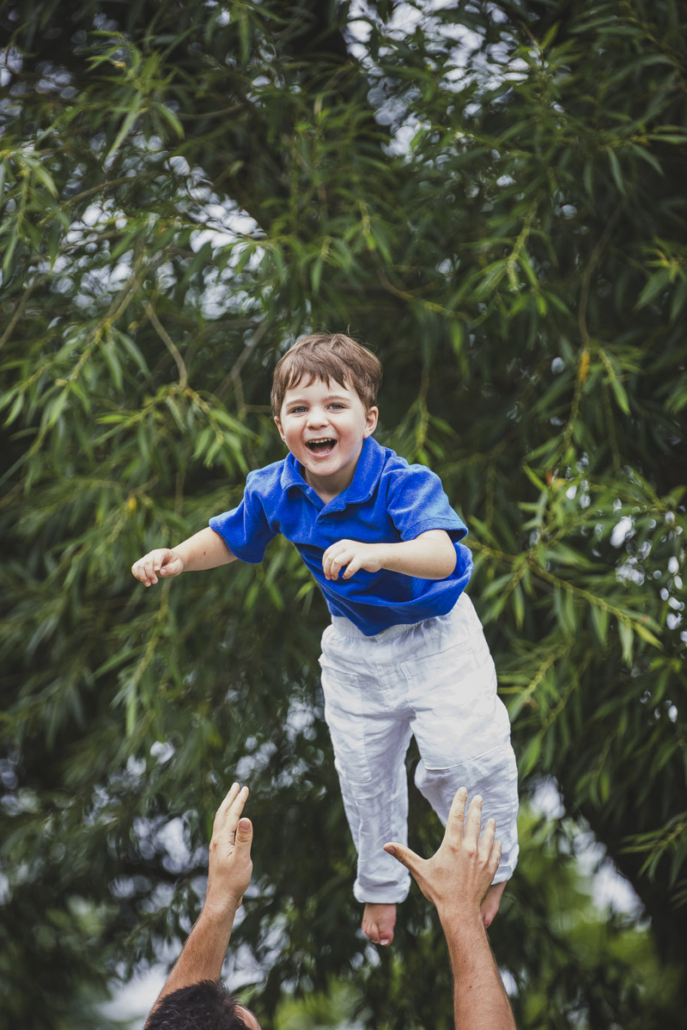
[324,545,351,580]
[322,544,338,580]
[160,555,183,577]
[132,551,158,585]
[336,551,357,578]
[342,556,363,579]
[143,558,158,584]
[132,559,153,586]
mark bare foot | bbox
[362,902,397,946]
[481,880,507,928]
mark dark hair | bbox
[271,332,382,416]
[145,981,249,1030]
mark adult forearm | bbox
[377,530,457,580]
[174,528,236,571]
[441,914,516,1030]
[147,906,236,1022]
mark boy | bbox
[132,333,519,946]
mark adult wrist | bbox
[438,905,484,941]
[201,892,240,924]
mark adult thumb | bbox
[236,817,253,846]
[383,841,420,874]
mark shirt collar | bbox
[280,436,386,510]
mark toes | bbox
[482,905,496,928]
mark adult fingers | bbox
[442,786,469,848]
[225,785,249,836]
[487,839,502,880]
[478,816,496,864]
[212,782,242,834]
[463,794,484,850]
[236,817,253,848]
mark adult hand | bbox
[204,783,253,916]
[384,787,500,922]
[131,548,184,586]
[145,784,255,1024]
[322,539,383,580]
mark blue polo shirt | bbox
[209,436,473,636]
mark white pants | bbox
[319,593,519,903]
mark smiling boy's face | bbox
[274,376,378,496]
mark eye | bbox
[329,403,345,410]
[289,406,307,414]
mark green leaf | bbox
[311,256,324,295]
[607,147,625,195]
[635,267,671,310]
[611,377,630,415]
[619,621,634,664]
[106,93,143,162]
[591,605,608,646]
[155,103,185,139]
[520,734,543,776]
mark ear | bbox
[274,415,287,444]
[364,406,379,437]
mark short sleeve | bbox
[209,473,277,564]
[386,465,468,542]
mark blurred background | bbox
[1,1,686,1027]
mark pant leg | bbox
[319,628,413,903]
[405,596,519,882]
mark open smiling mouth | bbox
[305,438,337,455]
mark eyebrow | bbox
[286,394,350,405]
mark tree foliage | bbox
[1,1,686,1027]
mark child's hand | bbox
[131,548,184,587]
[322,539,384,581]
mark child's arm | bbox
[322,529,457,582]
[132,527,236,587]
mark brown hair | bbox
[271,333,382,416]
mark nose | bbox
[306,406,328,428]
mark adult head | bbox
[145,980,260,1029]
